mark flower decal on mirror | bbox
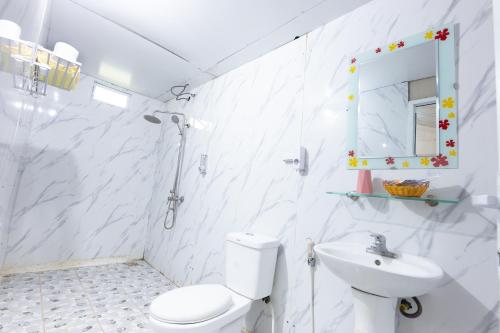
[420,157,430,166]
[362,160,368,167]
[446,139,455,147]
[402,161,410,168]
[351,58,357,64]
[447,111,456,119]
[348,157,358,167]
[389,43,397,52]
[375,47,382,53]
[442,97,455,108]
[397,41,405,48]
[449,149,457,157]
[439,119,450,130]
[385,157,395,165]
[435,28,450,41]
[349,66,357,74]
[348,94,355,101]
[424,31,434,39]
[348,150,355,157]
[431,154,449,167]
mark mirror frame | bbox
[346,24,457,170]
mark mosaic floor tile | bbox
[0,260,176,333]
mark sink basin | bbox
[314,242,444,298]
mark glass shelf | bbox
[326,191,459,207]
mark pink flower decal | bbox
[375,47,382,53]
[348,150,355,157]
[446,139,455,147]
[398,41,405,48]
[351,58,357,64]
[435,28,450,41]
[439,119,450,130]
[385,157,395,165]
[431,154,449,167]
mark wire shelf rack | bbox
[0,36,81,96]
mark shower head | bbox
[144,114,161,124]
[144,111,187,135]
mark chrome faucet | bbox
[366,233,397,258]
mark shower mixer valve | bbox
[168,191,184,204]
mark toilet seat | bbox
[149,285,252,333]
[150,284,233,324]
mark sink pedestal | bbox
[352,288,397,333]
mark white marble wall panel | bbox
[0,72,37,269]
[0,0,53,269]
[145,0,499,332]
[294,0,498,332]
[145,38,305,331]
[2,74,164,269]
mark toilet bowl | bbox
[149,284,252,333]
[149,232,280,333]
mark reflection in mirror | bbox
[414,102,437,156]
[357,41,437,158]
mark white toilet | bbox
[149,232,280,333]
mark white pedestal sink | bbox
[314,242,444,333]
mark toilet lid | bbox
[150,284,233,324]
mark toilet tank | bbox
[225,232,280,300]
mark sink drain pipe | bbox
[307,238,316,333]
[399,297,422,318]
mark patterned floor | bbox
[0,261,176,333]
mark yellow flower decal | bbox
[449,149,457,156]
[420,157,430,166]
[389,43,397,52]
[349,66,356,74]
[447,111,456,119]
[442,97,455,108]
[362,160,368,167]
[424,31,434,39]
[402,161,410,168]
[348,94,355,101]
[348,157,358,167]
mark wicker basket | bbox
[383,180,429,197]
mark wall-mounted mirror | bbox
[347,25,457,169]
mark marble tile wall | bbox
[0,74,36,269]
[0,74,164,269]
[145,0,499,332]
[294,0,498,331]
[0,0,48,272]
[145,35,304,331]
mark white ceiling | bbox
[45,0,372,101]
